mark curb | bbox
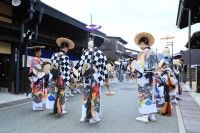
[181,83,200,106]
[175,104,186,133]
[0,98,31,111]
[190,92,200,106]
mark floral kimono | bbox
[154,74,165,109]
[49,51,73,114]
[76,47,108,122]
[158,67,176,115]
[160,68,177,105]
[30,57,47,111]
[134,48,157,115]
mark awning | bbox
[176,0,200,29]
[36,2,106,37]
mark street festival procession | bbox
[0,0,200,133]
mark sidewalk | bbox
[181,82,200,106]
[178,83,200,133]
[0,92,30,104]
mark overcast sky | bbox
[42,0,200,54]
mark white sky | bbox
[42,0,200,54]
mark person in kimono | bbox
[107,62,115,83]
[76,37,109,124]
[50,37,75,115]
[173,65,182,99]
[158,60,176,115]
[133,32,157,123]
[29,47,47,111]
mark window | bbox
[116,41,125,53]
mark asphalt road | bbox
[0,81,179,133]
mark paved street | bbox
[0,82,179,133]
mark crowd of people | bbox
[28,32,183,124]
[29,36,109,124]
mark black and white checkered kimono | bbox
[51,51,73,85]
[77,47,108,121]
[76,47,108,86]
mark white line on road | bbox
[0,98,70,111]
[175,105,186,133]
[0,102,31,111]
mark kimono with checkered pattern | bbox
[50,51,73,114]
[76,47,108,121]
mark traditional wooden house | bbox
[0,0,105,94]
[100,36,128,61]
[176,0,200,93]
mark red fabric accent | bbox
[57,77,64,87]
[92,84,100,96]
[161,102,172,116]
[167,75,176,90]
[178,83,182,95]
[166,102,171,116]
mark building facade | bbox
[0,0,105,94]
[100,36,128,61]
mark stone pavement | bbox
[0,92,30,104]
[0,81,179,133]
[178,83,200,133]
[181,82,200,106]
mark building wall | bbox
[0,1,17,93]
[0,1,12,23]
[116,41,125,53]
[0,41,11,54]
[100,39,121,61]
[0,0,93,93]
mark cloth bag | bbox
[46,94,56,109]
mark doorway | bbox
[0,54,11,92]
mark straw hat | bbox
[114,61,120,65]
[56,37,75,49]
[106,63,113,72]
[173,59,181,66]
[158,59,168,68]
[43,63,51,74]
[134,32,155,46]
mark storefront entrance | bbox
[0,53,12,92]
[0,41,13,92]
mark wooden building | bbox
[100,36,128,61]
[176,0,200,93]
[0,0,105,94]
